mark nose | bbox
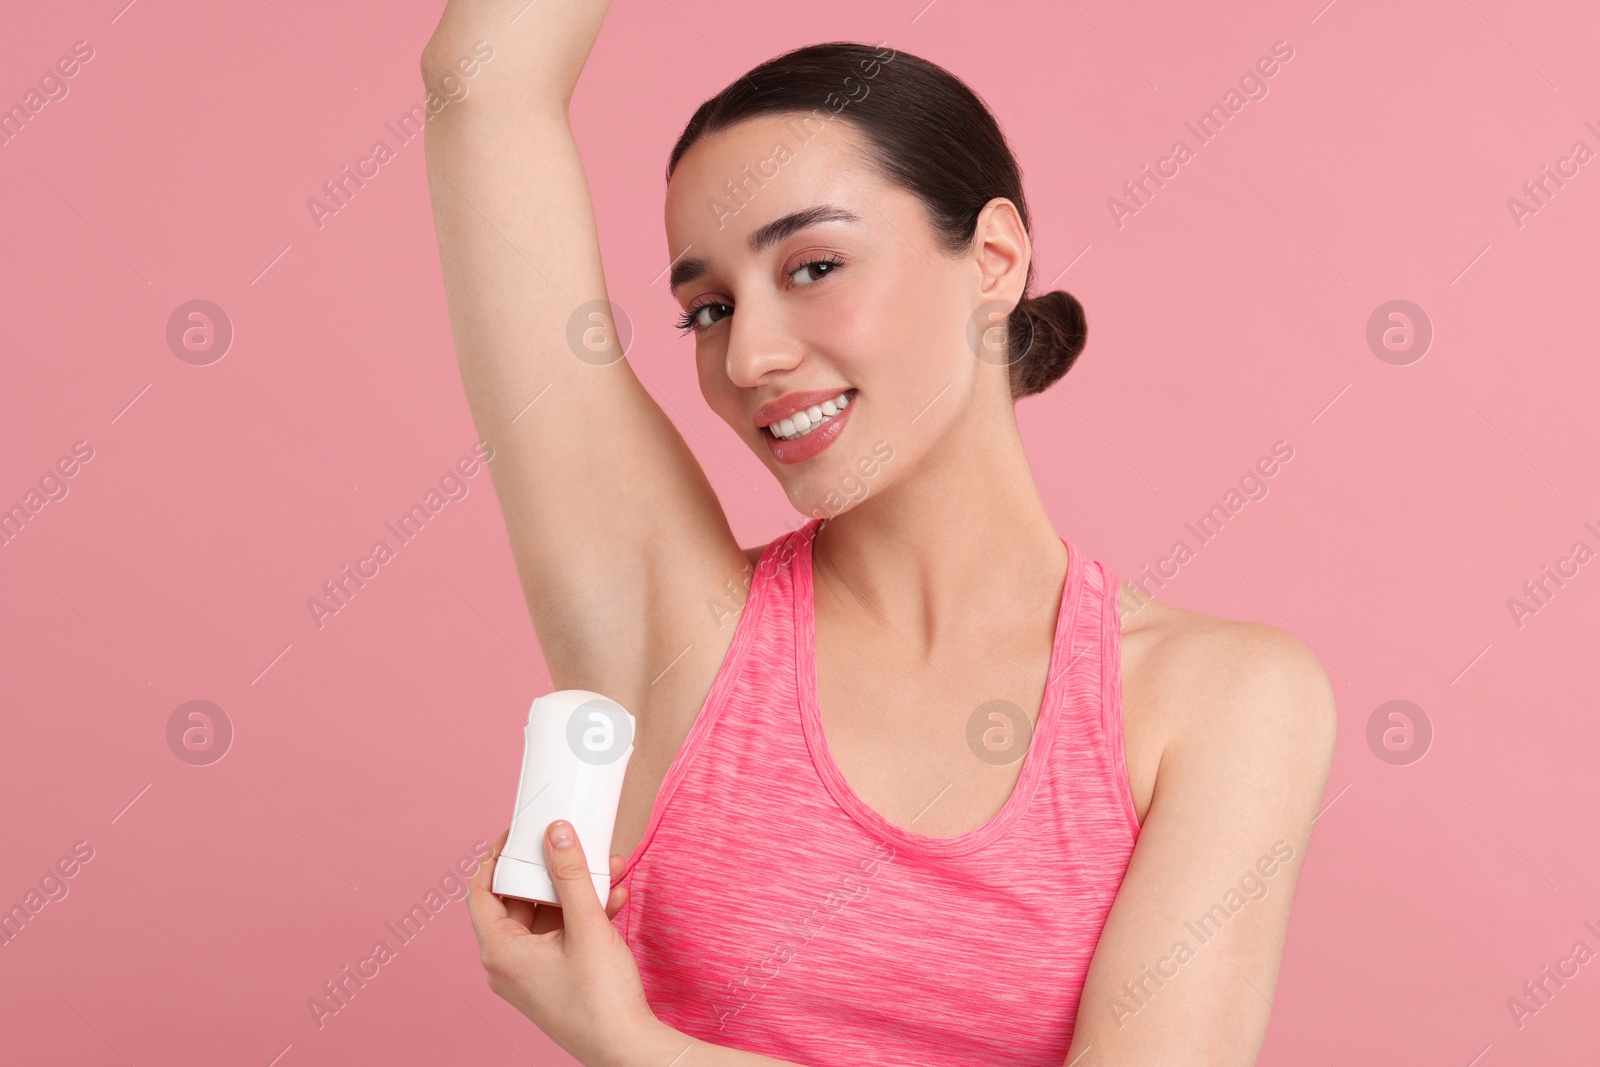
[722,296,804,390]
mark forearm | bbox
[607,1019,813,1067]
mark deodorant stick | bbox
[492,689,636,906]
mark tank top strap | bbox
[1040,549,1142,842]
[757,518,826,582]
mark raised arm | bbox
[420,1,748,709]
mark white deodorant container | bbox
[491,689,636,906]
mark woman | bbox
[422,3,1336,1064]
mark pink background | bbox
[3,0,1598,1063]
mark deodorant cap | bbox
[492,851,613,908]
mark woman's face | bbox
[663,114,1028,520]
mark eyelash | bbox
[674,254,846,336]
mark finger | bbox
[605,881,629,920]
[605,852,628,920]
[469,829,548,951]
[504,895,538,931]
[466,829,512,947]
[528,901,564,935]
[543,819,606,945]
[479,827,545,930]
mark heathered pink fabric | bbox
[611,517,1142,1066]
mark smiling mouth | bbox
[763,389,857,441]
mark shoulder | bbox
[1116,582,1336,773]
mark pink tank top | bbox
[611,518,1141,1065]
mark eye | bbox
[675,302,728,335]
[790,254,844,286]
[673,254,846,336]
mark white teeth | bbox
[769,390,854,441]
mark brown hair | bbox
[667,41,1087,399]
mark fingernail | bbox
[550,821,575,848]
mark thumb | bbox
[543,820,606,940]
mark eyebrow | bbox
[669,204,863,294]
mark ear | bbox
[971,196,1030,306]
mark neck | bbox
[811,399,1069,654]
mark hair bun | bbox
[1008,290,1088,399]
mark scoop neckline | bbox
[793,517,1085,857]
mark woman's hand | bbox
[468,822,655,1067]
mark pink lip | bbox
[764,394,854,465]
[754,387,854,430]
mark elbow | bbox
[419,43,477,102]
[418,11,479,89]
[418,30,460,91]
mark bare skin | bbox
[425,2,1337,1064]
